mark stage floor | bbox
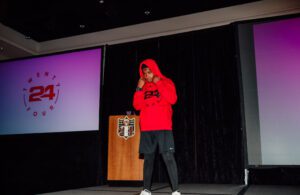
[244,185,300,195]
[40,183,245,195]
[39,184,300,195]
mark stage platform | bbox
[40,183,245,195]
[39,184,300,195]
[244,185,300,195]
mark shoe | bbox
[140,189,151,195]
[172,190,181,195]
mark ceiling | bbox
[0,0,259,42]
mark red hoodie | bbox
[133,59,177,131]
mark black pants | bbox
[143,151,179,192]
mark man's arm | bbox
[133,90,144,110]
[133,78,145,110]
[155,78,177,105]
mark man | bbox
[133,59,180,195]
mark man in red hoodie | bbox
[133,59,180,195]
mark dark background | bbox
[103,24,243,184]
[1,23,299,195]
[0,0,258,41]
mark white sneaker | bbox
[140,189,151,195]
[172,190,181,195]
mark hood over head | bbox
[139,59,166,79]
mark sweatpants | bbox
[143,151,179,192]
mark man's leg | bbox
[161,152,179,192]
[143,152,156,191]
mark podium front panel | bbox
[107,115,143,181]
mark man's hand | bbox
[153,76,161,83]
[137,78,145,88]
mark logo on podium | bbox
[117,116,135,140]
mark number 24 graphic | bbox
[29,85,56,102]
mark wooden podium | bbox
[107,115,144,182]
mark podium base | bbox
[108,180,143,187]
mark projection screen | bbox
[238,16,300,166]
[0,48,102,135]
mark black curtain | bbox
[102,24,244,184]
